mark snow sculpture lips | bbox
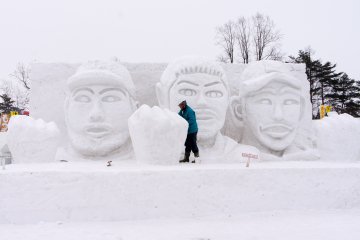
[195,109,217,121]
[84,124,112,138]
[260,124,294,139]
[128,105,188,165]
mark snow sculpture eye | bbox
[179,89,197,96]
[102,95,122,102]
[284,99,299,105]
[205,90,223,98]
[257,99,272,105]
[74,95,91,103]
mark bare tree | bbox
[10,62,30,90]
[217,55,230,63]
[215,20,236,64]
[252,13,282,61]
[235,17,251,64]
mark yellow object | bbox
[10,111,18,116]
[326,106,332,113]
[319,105,326,119]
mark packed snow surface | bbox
[128,105,188,164]
[7,115,60,163]
[0,210,359,240]
[314,113,360,161]
[1,161,360,224]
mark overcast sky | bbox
[0,0,359,80]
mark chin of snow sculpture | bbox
[62,60,137,160]
[156,56,259,163]
[7,115,60,163]
[231,60,319,161]
[128,105,188,164]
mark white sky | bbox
[0,0,359,79]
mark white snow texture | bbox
[128,105,188,164]
[7,115,60,163]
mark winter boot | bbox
[179,152,190,163]
[191,152,200,163]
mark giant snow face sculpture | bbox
[168,73,229,140]
[156,57,229,142]
[243,81,302,152]
[232,60,307,159]
[64,61,137,158]
[156,56,259,163]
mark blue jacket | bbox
[179,105,198,134]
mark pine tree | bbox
[0,94,16,114]
[326,73,360,117]
[289,48,322,118]
[315,61,342,105]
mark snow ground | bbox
[2,162,360,239]
[3,160,360,172]
[1,210,359,240]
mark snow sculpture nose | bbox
[89,101,105,122]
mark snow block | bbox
[0,162,359,224]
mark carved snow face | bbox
[169,73,229,139]
[66,85,135,156]
[244,82,301,152]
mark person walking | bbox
[178,100,199,163]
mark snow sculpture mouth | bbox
[84,125,112,138]
[260,124,293,138]
[195,109,217,121]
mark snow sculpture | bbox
[59,60,137,160]
[128,105,188,164]
[156,56,259,163]
[7,115,60,163]
[231,60,319,161]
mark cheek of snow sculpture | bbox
[156,56,260,163]
[64,60,136,159]
[7,115,60,163]
[314,113,360,161]
[232,60,318,161]
[128,105,188,165]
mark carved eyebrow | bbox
[204,81,222,87]
[72,87,94,96]
[99,88,127,95]
[279,86,301,95]
[176,80,199,86]
[255,89,277,95]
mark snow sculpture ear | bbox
[155,82,166,108]
[130,97,139,111]
[63,95,70,128]
[230,96,244,128]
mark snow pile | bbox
[315,113,360,161]
[7,116,60,163]
[128,105,188,164]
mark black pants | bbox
[185,132,199,154]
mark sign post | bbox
[242,153,259,168]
